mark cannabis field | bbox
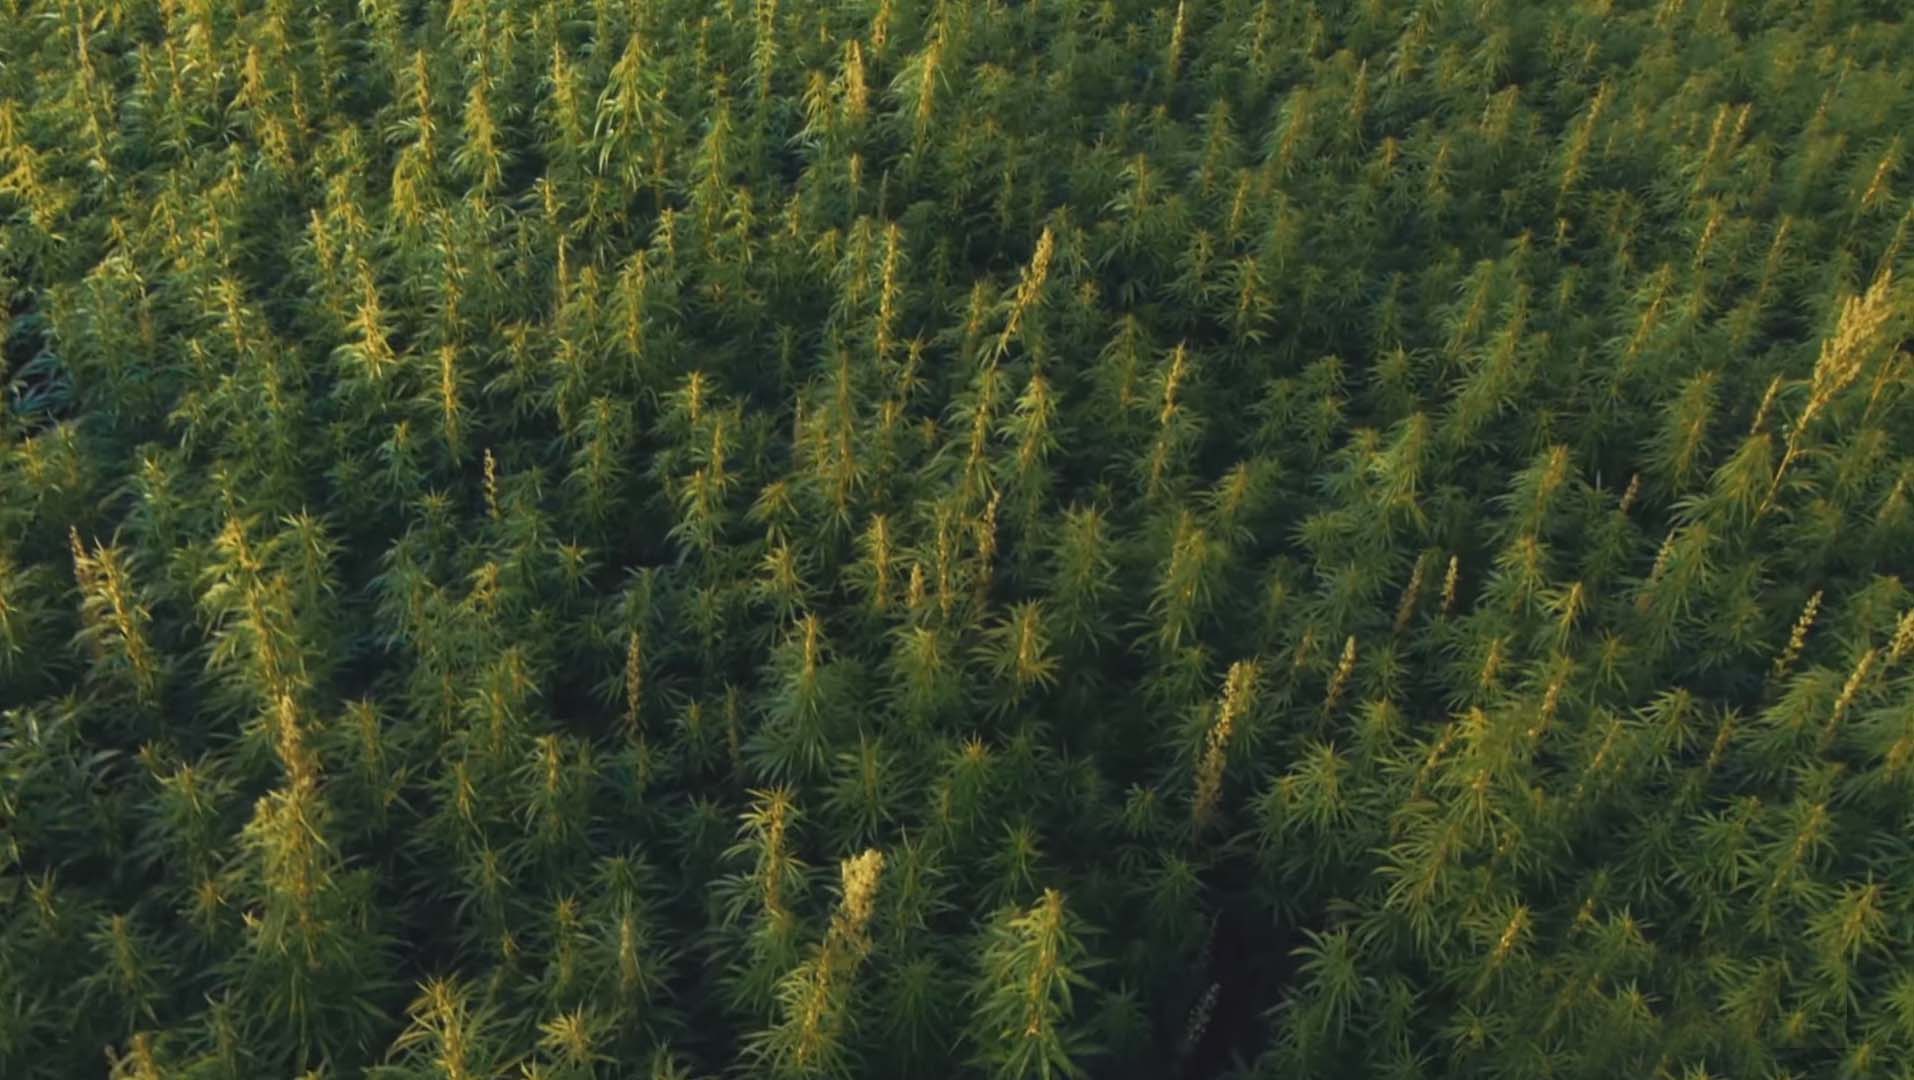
[4,0,1914,1076]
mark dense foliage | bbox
[4,0,1914,1076]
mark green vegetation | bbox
[3,0,1913,1077]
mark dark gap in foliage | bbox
[1182,868,1303,1080]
